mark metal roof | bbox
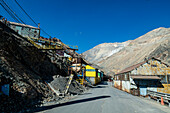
[131,75,161,80]
[9,22,39,29]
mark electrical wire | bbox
[0,0,51,38]
[0,2,20,23]
[0,0,39,39]
[1,0,25,24]
[0,0,61,51]
[14,0,38,26]
[14,0,51,37]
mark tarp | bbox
[1,84,9,96]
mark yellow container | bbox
[85,65,101,84]
[85,65,96,77]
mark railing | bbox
[28,37,63,50]
[85,77,92,85]
[76,78,83,85]
[147,90,170,103]
[27,37,43,49]
[65,74,74,94]
[66,44,78,50]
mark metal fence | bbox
[147,90,170,104]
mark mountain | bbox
[82,27,170,75]
[83,41,131,64]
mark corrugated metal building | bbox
[114,57,170,96]
[85,65,101,85]
[8,22,40,39]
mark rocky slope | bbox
[83,27,170,75]
[0,21,85,112]
[83,41,131,64]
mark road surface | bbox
[36,82,170,113]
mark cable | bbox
[0,2,20,23]
[0,1,38,39]
[14,0,37,26]
[14,0,51,37]
[1,0,26,24]
[0,0,51,37]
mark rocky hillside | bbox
[83,27,170,75]
[0,21,85,112]
[83,41,131,64]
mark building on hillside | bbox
[114,57,170,96]
[7,21,40,39]
[70,57,88,84]
[32,36,63,50]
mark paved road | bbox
[37,82,170,113]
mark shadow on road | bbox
[35,95,111,112]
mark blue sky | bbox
[1,0,170,53]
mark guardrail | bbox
[147,90,170,104]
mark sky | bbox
[0,0,170,53]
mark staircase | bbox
[65,74,74,94]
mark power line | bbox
[1,0,25,24]
[0,0,39,39]
[14,0,51,37]
[0,2,20,23]
[0,0,52,38]
[14,0,37,26]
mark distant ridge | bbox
[82,27,170,75]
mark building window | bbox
[123,74,130,81]
[12,25,16,29]
[127,73,130,81]
[119,75,122,80]
[151,65,157,67]
[86,69,95,72]
[122,74,125,80]
[125,74,127,80]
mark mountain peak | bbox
[83,27,170,75]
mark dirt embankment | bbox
[0,22,85,112]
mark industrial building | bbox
[85,65,103,85]
[7,21,40,39]
[114,57,170,96]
